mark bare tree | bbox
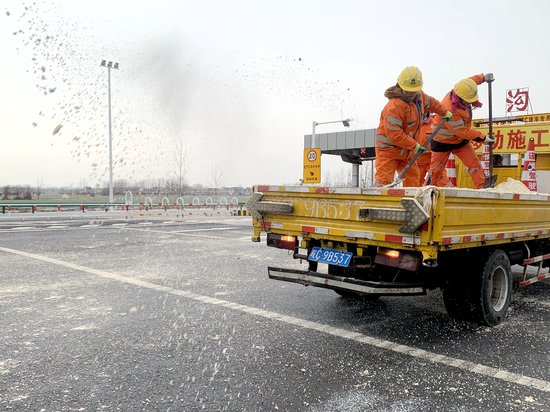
[333,167,352,187]
[114,179,129,195]
[36,178,43,199]
[210,164,224,194]
[23,186,32,200]
[322,172,332,187]
[173,137,190,195]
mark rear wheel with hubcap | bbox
[443,249,512,326]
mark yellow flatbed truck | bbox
[246,184,550,326]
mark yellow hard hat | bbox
[454,78,478,103]
[397,66,423,92]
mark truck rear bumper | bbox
[268,266,426,296]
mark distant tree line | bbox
[1,185,34,200]
[0,181,251,200]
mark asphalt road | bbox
[0,213,549,411]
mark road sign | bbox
[303,148,321,184]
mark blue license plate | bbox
[308,247,353,267]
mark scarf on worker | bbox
[450,91,483,112]
[384,84,418,103]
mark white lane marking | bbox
[138,222,153,225]
[113,226,235,240]
[0,226,76,233]
[0,228,40,233]
[111,223,128,227]
[172,227,240,233]
[10,227,35,231]
[0,246,548,394]
[46,225,68,229]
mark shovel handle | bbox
[387,118,449,187]
[487,78,494,186]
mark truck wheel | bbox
[442,278,472,321]
[470,249,512,326]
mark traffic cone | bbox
[445,153,457,186]
[481,144,491,180]
[521,138,537,191]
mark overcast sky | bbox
[1,0,549,188]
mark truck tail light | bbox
[382,249,400,259]
[375,248,421,272]
[267,233,297,250]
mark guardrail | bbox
[0,200,249,215]
[0,202,127,214]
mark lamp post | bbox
[311,118,353,148]
[311,118,359,186]
[100,59,119,205]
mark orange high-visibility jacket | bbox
[432,74,485,146]
[376,87,448,159]
[418,116,434,151]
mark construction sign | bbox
[473,124,550,154]
[303,148,321,184]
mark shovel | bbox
[483,75,496,188]
[386,118,449,188]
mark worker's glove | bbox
[443,111,453,121]
[484,135,495,144]
[484,73,494,82]
[414,143,426,154]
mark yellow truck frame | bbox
[247,185,550,326]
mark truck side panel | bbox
[433,189,550,248]
[250,186,550,260]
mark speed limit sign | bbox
[306,149,317,162]
[303,148,321,183]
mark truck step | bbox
[267,266,426,296]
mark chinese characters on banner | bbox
[506,88,529,112]
[472,125,550,154]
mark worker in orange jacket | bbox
[375,66,452,187]
[429,73,495,188]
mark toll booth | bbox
[304,129,376,187]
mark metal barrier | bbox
[0,202,127,214]
[124,191,133,205]
[0,197,249,215]
[176,197,187,209]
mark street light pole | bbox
[311,118,353,148]
[100,60,119,205]
[310,118,356,186]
